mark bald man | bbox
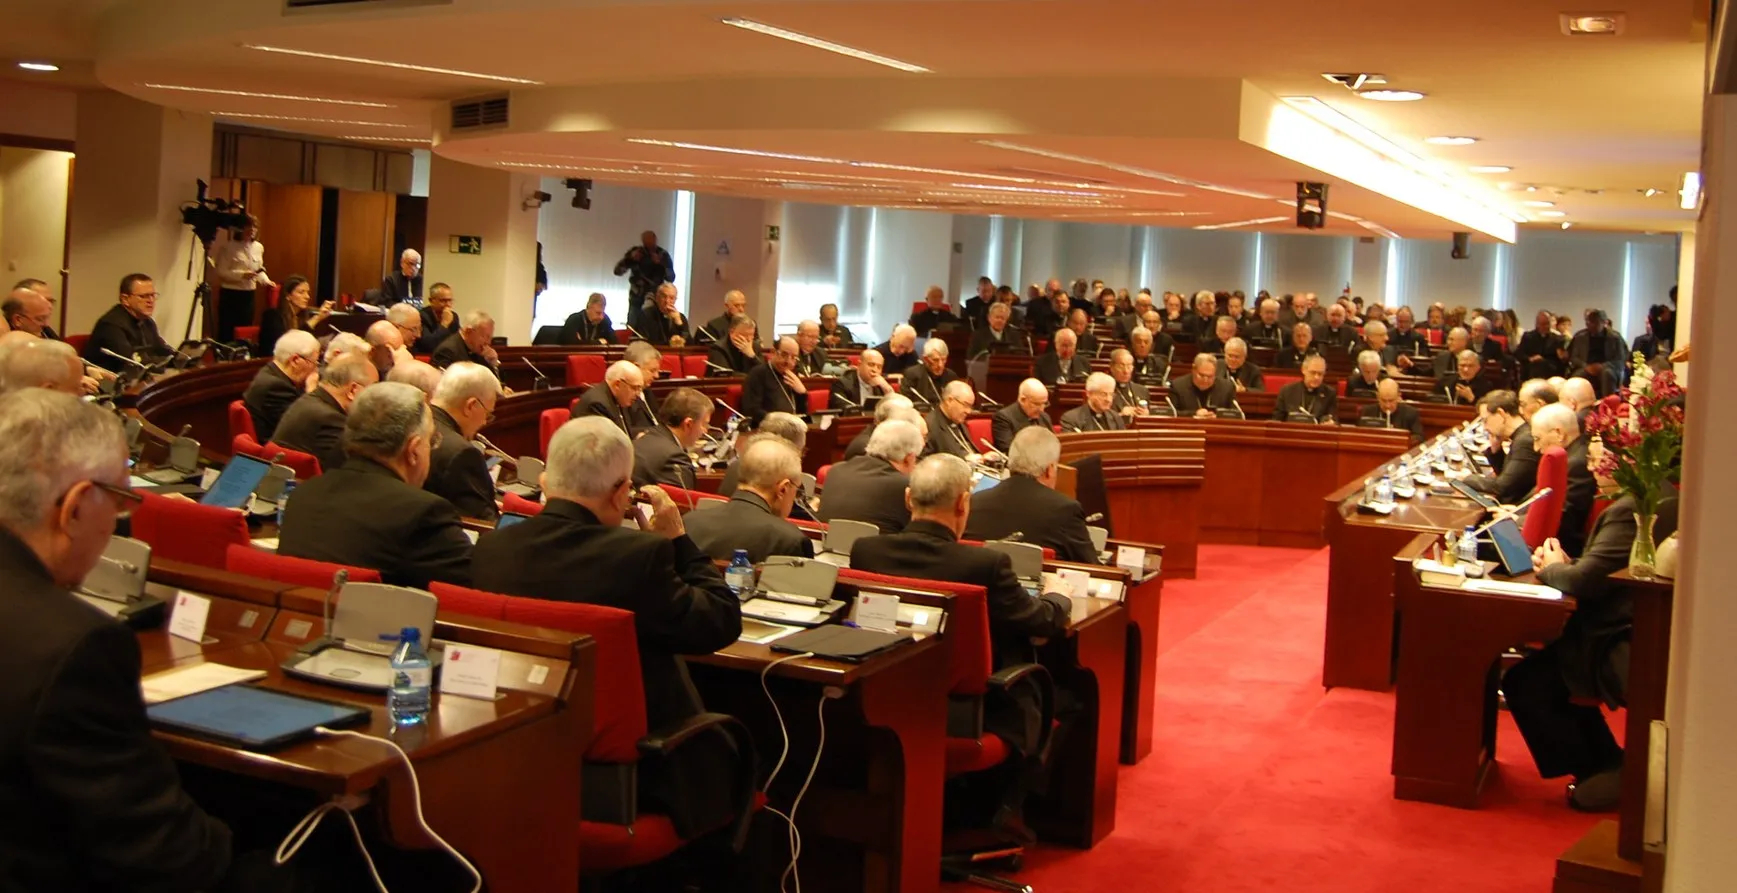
[831,348,894,413]
[1358,379,1424,443]
[991,379,1053,452]
[574,360,653,434]
[907,285,957,336]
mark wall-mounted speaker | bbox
[1296,182,1328,229]
[1451,231,1470,260]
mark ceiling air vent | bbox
[450,95,509,131]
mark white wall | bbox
[691,193,782,336]
[0,82,76,142]
[532,179,686,333]
[0,147,73,289]
[423,156,539,340]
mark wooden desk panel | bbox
[1056,429,1205,579]
[1031,598,1128,848]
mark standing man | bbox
[616,230,676,331]
[209,218,273,344]
[84,274,172,373]
[380,249,423,305]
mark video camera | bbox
[179,179,252,248]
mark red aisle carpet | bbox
[1010,545,1603,893]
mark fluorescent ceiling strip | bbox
[975,140,1273,199]
[341,135,434,143]
[1194,216,1290,230]
[241,44,542,85]
[626,138,845,164]
[141,83,393,107]
[945,182,1102,197]
[720,18,929,72]
[217,112,409,127]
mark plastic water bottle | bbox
[276,479,296,530]
[726,549,755,596]
[1377,474,1394,504]
[387,626,432,727]
[1457,525,1481,566]
[1363,477,1378,504]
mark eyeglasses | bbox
[127,292,159,301]
[61,479,145,511]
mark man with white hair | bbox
[706,316,761,376]
[964,426,1101,564]
[873,323,920,377]
[1036,328,1091,385]
[1468,315,1506,363]
[431,309,500,373]
[1242,298,1285,346]
[1359,379,1424,443]
[902,337,959,409]
[1313,302,1357,354]
[426,361,503,520]
[1437,349,1491,405]
[831,347,894,413]
[793,319,826,376]
[279,381,475,587]
[1061,371,1127,431]
[324,331,370,366]
[575,359,650,435]
[1433,326,1472,378]
[1529,402,1598,555]
[364,318,413,379]
[1183,290,1218,339]
[640,282,690,347]
[631,387,712,490]
[925,379,979,458]
[908,285,956,336]
[471,416,739,826]
[967,301,1031,357]
[0,390,242,891]
[273,354,379,473]
[1107,348,1152,418]
[1220,337,1264,392]
[1112,290,1155,340]
[1345,349,1388,399]
[1127,326,1170,382]
[844,393,915,460]
[1197,315,1238,356]
[386,301,424,352]
[379,247,423,305]
[388,357,443,397]
[1272,354,1337,423]
[1166,354,1236,418]
[0,336,83,397]
[242,330,320,441]
[684,436,813,562]
[720,411,808,498]
[1277,322,1319,370]
[818,418,922,533]
[699,289,750,347]
[992,378,1054,452]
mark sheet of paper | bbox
[526,664,549,685]
[854,592,901,632]
[128,475,156,489]
[141,662,267,704]
[1056,568,1091,599]
[250,537,279,551]
[1115,545,1146,575]
[167,591,211,643]
[198,467,220,491]
[440,644,503,700]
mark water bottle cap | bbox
[380,626,420,644]
[733,549,749,558]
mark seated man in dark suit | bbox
[639,283,691,347]
[966,302,1032,358]
[964,426,1101,564]
[849,452,1073,836]
[1312,303,1359,355]
[273,354,378,474]
[1035,328,1091,386]
[1272,354,1337,423]
[279,381,474,587]
[1463,389,1539,504]
[425,361,502,521]
[0,390,236,892]
[1195,315,1238,356]
[1359,380,1424,443]
[1432,326,1472,378]
[1107,348,1152,419]
[705,316,761,376]
[816,418,922,533]
[84,273,172,373]
[1530,403,1598,557]
[874,323,921,377]
[1062,308,1100,357]
[830,348,895,414]
[1344,349,1389,399]
[843,394,915,460]
[1436,349,1492,406]
[430,310,502,376]
[907,285,957,336]
[380,249,423,305]
[1220,337,1264,393]
[900,339,959,409]
[696,288,750,348]
[415,282,460,355]
[631,387,711,491]
[685,436,814,562]
[1468,316,1507,364]
[471,415,740,825]
[1275,323,1320,370]
[741,335,809,428]
[1388,306,1428,358]
[991,378,1053,452]
[1127,326,1172,383]
[574,360,654,435]
[718,411,811,511]
[243,329,319,442]
[1241,297,1286,347]
[1060,372,1127,432]
[1502,490,1678,811]
[561,292,616,345]
[1166,354,1237,418]
[818,301,854,348]
[792,320,828,376]
[925,380,979,458]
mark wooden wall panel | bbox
[254,184,324,295]
[314,144,379,192]
[233,135,305,185]
[336,190,393,300]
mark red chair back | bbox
[502,492,545,515]
[1491,334,1509,350]
[722,384,743,409]
[539,408,571,459]
[966,418,992,451]
[500,598,646,762]
[816,463,831,485]
[910,301,929,317]
[1522,446,1569,549]
[235,325,260,346]
[658,484,727,511]
[264,443,322,479]
[682,355,707,378]
[224,544,381,588]
[615,330,632,344]
[130,492,251,569]
[806,389,830,414]
[1587,496,1615,535]
[660,354,683,379]
[65,333,90,355]
[228,400,257,442]
[1426,329,1444,346]
[259,282,281,309]
[566,354,609,388]
[429,581,510,620]
[1265,373,1301,393]
[838,569,991,697]
[1335,379,1347,397]
[232,434,272,461]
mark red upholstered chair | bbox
[657,484,726,511]
[1587,496,1616,537]
[1335,379,1347,397]
[682,354,707,378]
[567,354,609,388]
[428,582,509,620]
[1521,446,1569,549]
[722,384,743,409]
[815,464,831,486]
[228,400,257,442]
[615,330,632,344]
[224,544,381,589]
[130,492,251,569]
[65,333,90,355]
[1426,329,1444,346]
[965,418,993,452]
[806,388,831,414]
[235,325,260,347]
[264,443,322,479]
[539,408,570,459]
[501,492,545,516]
[258,282,280,310]
[910,301,929,318]
[232,434,273,461]
[659,354,683,379]
[1265,373,1301,394]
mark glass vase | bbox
[1629,510,1658,580]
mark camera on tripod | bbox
[180,179,252,248]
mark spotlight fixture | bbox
[1538,210,1567,218]
[1561,13,1625,35]
[564,178,593,210]
[1468,165,1512,174]
[1425,136,1478,145]
[1356,89,1425,102]
[1680,171,1702,210]
[16,61,58,72]
[1560,222,1574,230]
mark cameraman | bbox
[615,230,676,331]
[209,217,273,344]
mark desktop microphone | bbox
[473,432,517,466]
[625,325,650,342]
[976,438,1006,461]
[100,348,149,371]
[830,389,862,409]
[1083,513,1105,524]
[976,392,1002,409]
[704,359,736,375]
[521,357,553,390]
[321,569,348,642]
[713,398,747,422]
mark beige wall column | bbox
[423,155,539,342]
[689,194,784,338]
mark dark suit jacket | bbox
[1166,376,1237,414]
[1312,324,1359,354]
[829,371,890,413]
[242,361,302,443]
[683,490,815,563]
[430,331,496,373]
[1465,422,1539,505]
[380,270,422,305]
[991,404,1053,453]
[1344,372,1387,400]
[1060,404,1126,433]
[741,363,806,428]
[705,341,760,376]
[1470,337,1506,363]
[844,423,875,459]
[873,344,919,377]
[1559,436,1598,557]
[573,382,655,435]
[414,305,458,355]
[1241,320,1286,346]
[850,519,1071,674]
[1358,402,1424,443]
[639,310,690,346]
[1130,347,1170,383]
[632,425,698,490]
[899,363,958,408]
[84,304,171,372]
[925,408,975,457]
[1034,352,1091,385]
[1111,380,1151,414]
[1434,370,1493,405]
[425,406,499,520]
[279,457,474,587]
[561,312,616,345]
[962,474,1100,565]
[793,348,826,377]
[1517,330,1568,378]
[0,530,231,893]
[818,323,855,346]
[1275,345,1320,369]
[271,387,348,474]
[1390,328,1428,357]
[1272,381,1336,422]
[1220,360,1264,392]
[816,455,911,533]
[908,307,958,335]
[966,326,1031,358]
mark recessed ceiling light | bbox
[140,83,394,108]
[1468,165,1512,174]
[215,112,410,127]
[17,61,58,72]
[1561,13,1625,35]
[1425,136,1478,145]
[720,18,929,72]
[1538,210,1567,218]
[1522,200,1556,207]
[241,44,542,84]
[1560,222,1574,229]
[1356,89,1425,102]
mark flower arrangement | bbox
[1580,353,1685,576]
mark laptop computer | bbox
[199,453,273,510]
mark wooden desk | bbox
[1030,588,1129,848]
[1055,428,1205,578]
[1390,535,1573,808]
[1116,561,1163,765]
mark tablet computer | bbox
[1487,517,1534,576]
[200,454,272,509]
[1450,479,1500,510]
[496,511,533,530]
[146,684,370,750]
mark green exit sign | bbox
[450,235,483,255]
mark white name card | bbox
[440,644,503,700]
[854,592,901,633]
[168,591,211,643]
[1115,545,1146,575]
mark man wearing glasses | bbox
[242,330,320,442]
[380,248,423,306]
[84,273,172,373]
[425,362,503,522]
[924,380,979,459]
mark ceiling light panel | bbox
[242,44,542,84]
[1468,165,1513,174]
[1193,216,1291,231]
[141,83,394,107]
[720,18,929,72]
[1561,13,1625,35]
[1356,90,1426,102]
[975,140,1273,199]
[1424,136,1478,146]
[17,62,58,72]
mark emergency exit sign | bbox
[450,235,483,255]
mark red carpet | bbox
[1010,545,1602,892]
